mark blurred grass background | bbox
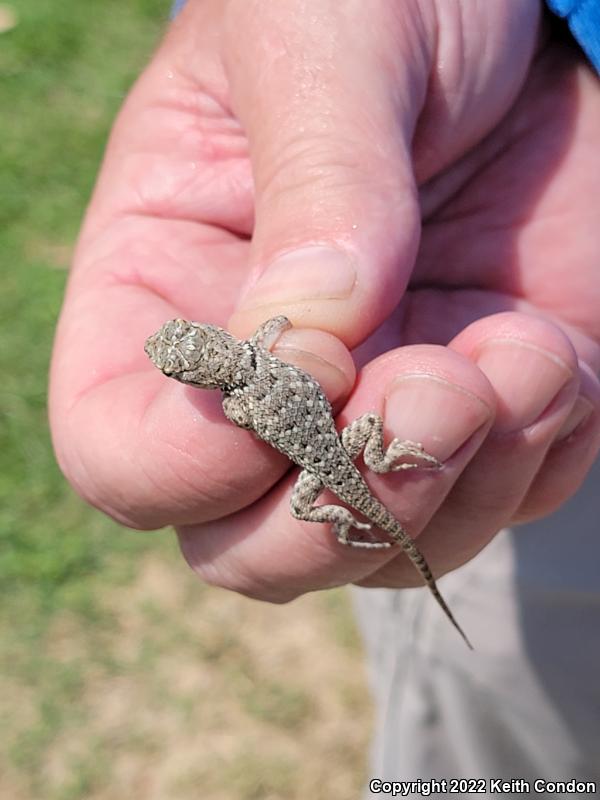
[0,3,371,798]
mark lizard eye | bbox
[163,356,177,374]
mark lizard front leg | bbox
[250,315,292,350]
[290,469,392,549]
[341,413,442,474]
[222,394,253,430]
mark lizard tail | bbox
[403,539,474,651]
[361,500,474,650]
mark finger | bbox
[177,345,495,601]
[225,0,430,345]
[416,44,600,345]
[515,360,600,521]
[52,317,355,529]
[51,2,359,529]
[362,312,581,587]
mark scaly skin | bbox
[145,315,473,649]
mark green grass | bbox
[0,0,171,619]
[0,1,172,795]
[0,4,371,798]
[0,0,170,567]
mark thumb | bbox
[224,0,430,346]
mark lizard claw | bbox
[345,539,393,549]
[387,439,443,471]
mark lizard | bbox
[144,315,472,649]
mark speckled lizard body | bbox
[145,315,472,648]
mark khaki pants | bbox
[354,458,600,800]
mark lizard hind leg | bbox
[290,469,392,549]
[341,413,442,473]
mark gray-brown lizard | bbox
[145,315,472,648]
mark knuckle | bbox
[258,132,394,205]
[183,553,301,604]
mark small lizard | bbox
[145,316,472,648]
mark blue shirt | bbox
[547,0,600,72]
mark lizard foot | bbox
[341,413,443,474]
[385,438,443,472]
[333,514,395,549]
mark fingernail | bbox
[240,246,356,309]
[272,346,350,405]
[476,339,573,434]
[385,374,492,461]
[554,396,595,442]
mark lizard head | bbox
[145,319,236,389]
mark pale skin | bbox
[145,315,473,646]
[50,0,600,607]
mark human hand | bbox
[50,0,600,600]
